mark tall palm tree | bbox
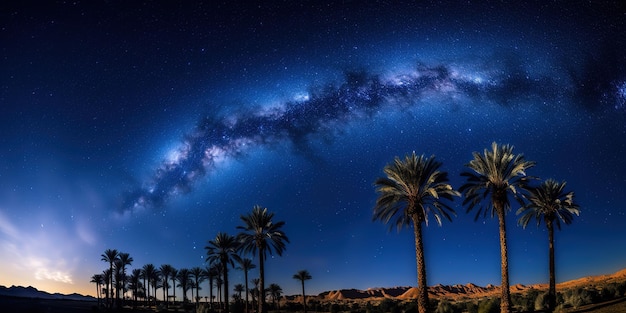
[206,232,241,313]
[268,283,282,311]
[234,283,245,302]
[170,268,178,304]
[130,268,142,308]
[460,142,535,313]
[237,258,257,313]
[101,249,119,308]
[373,152,459,313]
[177,268,191,302]
[237,206,289,313]
[204,265,219,309]
[114,260,124,307]
[191,266,206,304]
[117,252,133,306]
[160,264,174,306]
[90,274,103,307]
[142,264,158,306]
[293,270,312,313]
[517,179,580,312]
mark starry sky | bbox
[1,1,626,299]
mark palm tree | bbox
[204,265,218,309]
[114,260,124,307]
[517,179,580,312]
[237,206,289,313]
[373,152,459,313]
[117,252,133,306]
[160,264,174,307]
[206,232,241,313]
[237,258,257,313]
[293,270,312,313]
[142,264,158,307]
[234,283,245,302]
[90,274,103,307]
[268,283,282,311]
[170,268,178,304]
[177,268,191,302]
[250,278,259,312]
[191,266,206,304]
[101,249,119,308]
[130,268,142,307]
[460,142,535,313]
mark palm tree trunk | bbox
[172,277,177,306]
[497,206,512,313]
[224,261,230,313]
[259,254,265,313]
[245,271,250,313]
[301,281,307,313]
[548,221,556,312]
[412,215,429,313]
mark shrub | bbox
[534,292,551,311]
[477,298,499,313]
[435,299,455,313]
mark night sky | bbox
[1,1,625,298]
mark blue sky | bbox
[1,1,625,298]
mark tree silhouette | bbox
[101,249,119,308]
[293,270,312,313]
[142,264,158,307]
[517,179,580,312]
[206,232,240,313]
[160,264,174,307]
[237,205,289,313]
[177,268,191,303]
[90,274,103,308]
[237,258,256,313]
[117,252,133,307]
[374,152,459,313]
[460,142,535,313]
[191,266,206,304]
[268,283,282,311]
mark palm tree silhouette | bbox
[204,265,218,309]
[268,283,282,311]
[129,268,142,308]
[160,264,174,307]
[191,266,206,304]
[177,268,191,303]
[293,270,312,313]
[117,252,133,307]
[373,152,459,313]
[170,267,178,305]
[90,274,103,308]
[237,205,289,313]
[142,264,158,307]
[206,232,241,313]
[234,283,245,302]
[517,179,580,312]
[101,249,119,308]
[237,258,256,313]
[460,142,535,313]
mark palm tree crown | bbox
[460,142,536,219]
[517,179,580,229]
[373,152,459,228]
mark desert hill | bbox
[303,267,626,302]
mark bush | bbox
[477,298,499,313]
[435,299,455,313]
[534,292,551,311]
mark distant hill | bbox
[298,267,626,302]
[0,285,96,301]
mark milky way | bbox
[121,48,626,215]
